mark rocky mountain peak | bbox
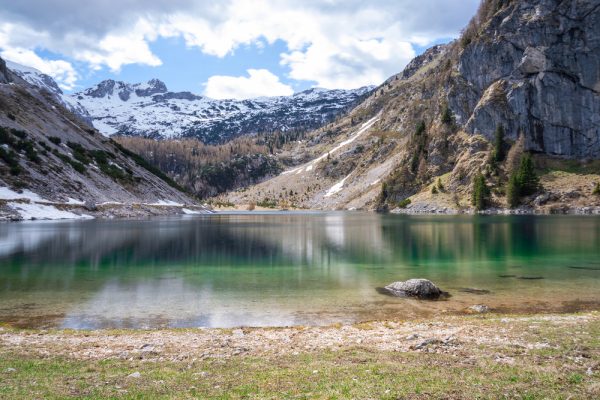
[82,78,168,101]
[137,78,167,96]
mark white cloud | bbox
[72,19,162,72]
[203,69,294,99]
[0,0,480,90]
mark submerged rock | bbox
[380,279,444,299]
[459,287,491,295]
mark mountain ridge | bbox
[0,56,210,221]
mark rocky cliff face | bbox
[0,58,9,84]
[451,0,600,158]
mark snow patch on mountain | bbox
[5,60,92,124]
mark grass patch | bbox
[0,347,597,399]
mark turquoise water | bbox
[0,212,599,329]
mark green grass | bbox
[0,348,596,399]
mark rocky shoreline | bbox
[391,204,600,216]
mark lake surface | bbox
[1,212,600,329]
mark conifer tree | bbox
[517,153,538,195]
[506,153,539,208]
[471,173,489,210]
[493,125,505,163]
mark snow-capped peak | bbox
[72,80,374,142]
[82,78,168,101]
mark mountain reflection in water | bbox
[1,213,599,329]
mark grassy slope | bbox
[1,313,599,399]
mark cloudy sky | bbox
[0,0,479,99]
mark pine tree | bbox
[593,182,600,196]
[492,125,505,163]
[506,153,539,208]
[441,106,453,125]
[517,153,538,195]
[471,173,489,210]
[437,177,444,191]
[506,172,520,208]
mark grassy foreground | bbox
[1,313,599,399]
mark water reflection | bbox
[1,213,600,329]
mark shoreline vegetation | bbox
[1,311,599,399]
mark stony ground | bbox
[1,312,599,399]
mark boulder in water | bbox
[381,279,443,299]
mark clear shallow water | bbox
[1,212,599,329]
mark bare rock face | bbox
[381,279,443,299]
[450,0,600,159]
[0,57,9,84]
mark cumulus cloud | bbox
[0,0,480,90]
[203,69,294,100]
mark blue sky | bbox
[76,37,306,94]
[0,0,479,98]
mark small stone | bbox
[412,338,442,350]
[469,305,490,313]
[587,367,594,376]
[406,334,419,340]
[5,368,16,373]
[127,371,141,379]
[232,329,244,337]
[140,344,155,352]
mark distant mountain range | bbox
[72,79,373,143]
[7,60,373,144]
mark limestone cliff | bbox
[452,0,600,158]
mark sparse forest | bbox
[115,136,282,198]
